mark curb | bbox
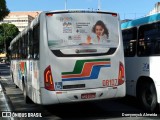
[0,80,19,120]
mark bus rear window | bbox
[46,12,119,49]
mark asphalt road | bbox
[0,63,159,120]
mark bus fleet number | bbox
[102,79,118,87]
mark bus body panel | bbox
[39,11,125,104]
[11,60,22,89]
[125,57,160,96]
[38,39,125,104]
[40,84,125,105]
[125,57,160,105]
[156,85,160,103]
[28,60,40,103]
[149,57,160,86]
[10,10,125,105]
[125,57,150,96]
[11,60,41,104]
[150,57,160,104]
[47,55,123,90]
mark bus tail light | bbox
[46,13,53,16]
[118,62,125,85]
[112,13,117,17]
[44,65,54,91]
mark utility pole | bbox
[98,0,101,10]
[65,0,67,10]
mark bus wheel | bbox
[140,82,157,112]
[22,81,32,104]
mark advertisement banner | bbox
[46,12,119,48]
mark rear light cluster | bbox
[46,13,53,16]
[118,62,125,85]
[111,13,117,17]
[44,65,54,91]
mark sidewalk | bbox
[0,79,15,120]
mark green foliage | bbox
[0,0,10,21]
[0,23,19,53]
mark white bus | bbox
[121,13,160,111]
[9,10,125,105]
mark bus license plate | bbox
[81,93,96,99]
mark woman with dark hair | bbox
[92,20,109,43]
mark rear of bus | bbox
[39,10,125,104]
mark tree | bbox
[0,0,10,21]
[0,23,19,54]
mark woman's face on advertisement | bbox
[95,25,104,36]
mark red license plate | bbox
[81,93,96,99]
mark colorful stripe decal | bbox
[18,62,27,80]
[62,59,110,81]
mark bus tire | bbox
[139,82,157,112]
[22,81,32,104]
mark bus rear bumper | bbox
[40,88,59,105]
[40,85,125,105]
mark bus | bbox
[9,10,125,105]
[121,13,160,111]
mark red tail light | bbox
[44,65,54,91]
[46,13,53,16]
[118,62,125,85]
[112,13,117,17]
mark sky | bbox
[5,0,160,20]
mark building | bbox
[0,11,41,31]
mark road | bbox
[0,63,159,120]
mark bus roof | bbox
[121,12,160,30]
[44,9,118,16]
[9,9,119,50]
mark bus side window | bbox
[12,42,17,59]
[33,25,40,60]
[28,30,33,59]
[138,22,160,56]
[15,41,19,59]
[155,40,160,54]
[122,27,137,57]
